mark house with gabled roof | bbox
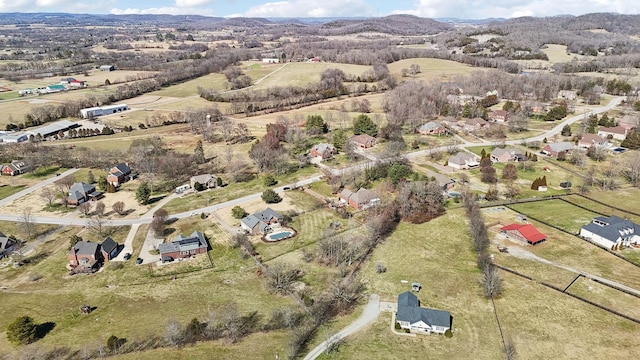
[0,232,17,259]
[578,134,608,149]
[349,134,377,149]
[598,126,628,141]
[557,90,577,101]
[579,216,640,249]
[190,174,218,189]
[500,224,547,245]
[490,110,508,123]
[100,237,119,262]
[463,118,488,132]
[107,162,134,187]
[68,241,101,273]
[396,291,452,335]
[1,160,32,176]
[618,114,639,132]
[448,152,479,170]
[241,208,283,235]
[310,143,336,160]
[490,147,525,163]
[68,182,103,205]
[424,170,455,191]
[158,231,208,261]
[542,142,573,157]
[417,122,447,136]
[339,188,380,210]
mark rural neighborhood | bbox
[0,7,640,360]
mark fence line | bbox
[574,193,640,218]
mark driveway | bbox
[0,168,79,207]
[303,294,380,360]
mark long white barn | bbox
[80,104,129,119]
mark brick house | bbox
[490,110,508,123]
[107,163,133,187]
[100,237,119,262]
[541,142,573,157]
[417,122,447,136]
[190,174,218,189]
[448,152,479,170]
[490,147,525,163]
[463,118,488,132]
[349,134,377,149]
[310,143,336,160]
[68,182,103,205]
[68,241,101,272]
[578,134,607,149]
[1,160,32,176]
[339,188,380,210]
[158,231,209,260]
[241,208,283,235]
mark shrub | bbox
[375,262,387,274]
[106,335,126,353]
[232,206,248,219]
[261,189,282,204]
[7,316,38,345]
[263,174,277,186]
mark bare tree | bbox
[505,337,518,360]
[39,187,56,207]
[86,215,111,237]
[94,201,105,216]
[151,216,166,237]
[18,209,37,241]
[112,201,125,216]
[482,264,503,299]
[163,319,184,347]
[78,202,92,217]
[623,152,640,186]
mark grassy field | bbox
[387,58,476,81]
[563,194,640,223]
[508,199,600,233]
[568,276,640,320]
[0,184,26,200]
[252,62,372,90]
[150,73,228,97]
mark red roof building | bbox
[500,224,547,245]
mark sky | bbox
[0,0,638,20]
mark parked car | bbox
[283,186,291,190]
[123,253,132,260]
[136,257,143,265]
[162,256,174,263]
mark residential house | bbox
[339,188,381,210]
[158,231,209,261]
[618,114,639,132]
[578,134,608,149]
[1,160,32,176]
[349,134,377,149]
[107,163,133,187]
[425,170,455,191]
[241,208,283,235]
[447,152,479,170]
[310,143,336,160]
[598,126,628,141]
[500,224,547,245]
[100,65,116,72]
[68,182,103,205]
[417,122,447,136]
[396,291,452,335]
[0,232,17,259]
[579,216,640,249]
[190,174,218,189]
[262,58,280,63]
[490,110,508,123]
[100,237,119,262]
[463,118,488,132]
[557,90,577,101]
[490,147,525,163]
[541,142,573,157]
[440,117,458,129]
[68,241,101,272]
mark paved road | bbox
[303,294,380,360]
[0,168,79,207]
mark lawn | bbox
[567,276,640,321]
[0,224,300,358]
[150,73,228,97]
[251,62,372,90]
[508,199,600,233]
[0,184,26,200]
[562,194,640,223]
[387,58,477,81]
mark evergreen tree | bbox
[87,171,95,184]
[135,182,151,204]
[561,125,572,136]
[332,129,347,151]
[194,139,205,164]
[353,114,378,136]
[6,316,38,345]
[621,131,640,150]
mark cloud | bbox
[110,6,215,15]
[391,0,640,19]
[175,0,213,7]
[238,0,372,18]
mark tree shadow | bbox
[164,228,176,237]
[35,321,56,340]
[147,195,167,205]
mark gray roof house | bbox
[425,170,455,191]
[0,232,17,259]
[158,231,209,260]
[241,208,283,235]
[310,143,336,160]
[396,291,452,335]
[101,237,119,261]
[68,182,103,205]
[68,241,102,272]
[579,215,640,249]
[490,147,525,163]
[190,174,218,189]
[339,188,381,210]
[448,152,479,170]
[542,142,574,157]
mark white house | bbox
[579,215,640,249]
[262,58,280,63]
[396,291,452,335]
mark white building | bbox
[80,104,129,119]
[579,215,640,249]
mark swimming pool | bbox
[266,231,292,241]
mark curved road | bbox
[303,294,380,360]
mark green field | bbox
[0,184,26,200]
[508,199,600,233]
[252,62,372,90]
[150,73,228,97]
[387,58,476,81]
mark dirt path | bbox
[505,245,640,297]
